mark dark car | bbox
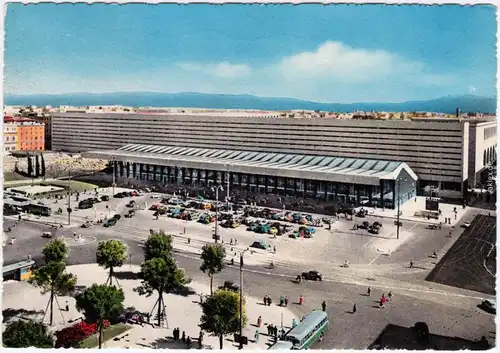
[103,219,117,227]
[250,241,269,250]
[479,300,496,314]
[218,280,239,292]
[114,192,126,198]
[301,270,323,281]
[358,221,370,230]
[125,210,135,218]
[112,214,121,221]
[100,195,110,201]
[127,200,135,208]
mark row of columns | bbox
[112,161,403,208]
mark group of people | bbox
[263,295,273,306]
[172,327,203,349]
[279,296,289,307]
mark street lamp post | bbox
[212,185,224,244]
[225,165,230,212]
[112,156,116,197]
[396,177,407,240]
[67,168,72,226]
[239,248,250,350]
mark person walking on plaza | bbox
[284,296,288,307]
[367,287,371,296]
[322,301,327,312]
[254,329,260,344]
[292,318,297,328]
[182,331,186,343]
[299,295,304,306]
[409,260,413,268]
[198,331,204,349]
[388,291,393,301]
[264,295,268,306]
[257,315,262,328]
[352,304,357,314]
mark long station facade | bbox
[52,112,496,200]
[83,144,418,209]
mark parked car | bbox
[250,240,269,250]
[479,300,496,314]
[42,231,53,238]
[100,195,110,201]
[114,192,126,198]
[125,210,135,218]
[219,280,239,292]
[103,219,117,227]
[126,200,135,208]
[461,222,471,229]
[301,270,323,281]
[112,214,121,221]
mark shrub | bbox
[55,320,109,348]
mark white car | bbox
[150,194,161,199]
[461,222,471,229]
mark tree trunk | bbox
[49,291,54,326]
[157,292,163,327]
[98,321,103,349]
[210,275,213,295]
[219,333,224,349]
[109,266,113,286]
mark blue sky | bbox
[4,4,497,103]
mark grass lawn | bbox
[78,324,132,348]
[4,179,97,193]
[3,172,31,182]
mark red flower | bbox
[55,320,101,348]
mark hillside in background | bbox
[4,92,497,114]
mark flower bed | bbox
[55,320,110,348]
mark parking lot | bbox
[426,214,496,295]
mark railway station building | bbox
[83,144,418,209]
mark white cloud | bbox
[177,61,252,79]
[276,41,454,85]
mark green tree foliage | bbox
[96,239,128,286]
[199,290,247,349]
[35,155,41,177]
[27,155,33,177]
[29,261,77,326]
[42,238,69,263]
[3,320,54,348]
[75,284,125,349]
[144,231,173,261]
[135,256,190,326]
[41,154,46,176]
[200,244,226,294]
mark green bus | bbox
[268,341,294,350]
[284,311,329,349]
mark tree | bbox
[3,319,54,348]
[27,155,33,177]
[96,239,127,286]
[42,238,69,263]
[135,256,190,327]
[200,244,226,295]
[143,231,173,261]
[35,155,41,177]
[40,154,46,176]
[29,261,77,326]
[199,290,247,349]
[75,284,125,349]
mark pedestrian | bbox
[257,315,262,328]
[284,296,289,307]
[254,329,260,344]
[182,331,186,343]
[321,301,326,312]
[280,296,284,306]
[268,297,272,306]
[273,245,277,254]
[186,336,192,348]
[299,295,304,306]
[388,291,392,300]
[65,301,69,312]
[292,318,297,328]
[409,260,413,268]
[367,287,371,296]
[264,295,268,305]
[174,328,178,340]
[28,253,32,261]
[198,330,203,348]
[301,316,305,322]
[352,304,357,313]
[449,229,452,236]
[267,324,271,335]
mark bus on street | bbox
[284,311,329,349]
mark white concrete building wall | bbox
[51,113,478,192]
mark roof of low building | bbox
[83,144,418,186]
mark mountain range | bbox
[4,92,497,114]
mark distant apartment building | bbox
[51,111,496,200]
[3,116,45,152]
[3,119,18,152]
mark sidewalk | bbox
[361,196,469,227]
[2,264,298,350]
